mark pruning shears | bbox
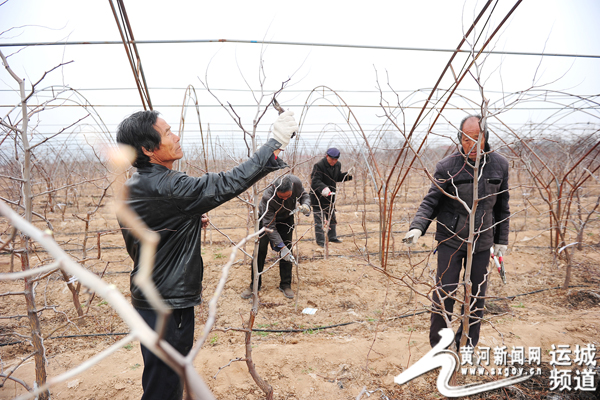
[289,207,304,216]
[284,248,298,268]
[490,247,507,284]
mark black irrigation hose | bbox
[1,285,595,347]
[488,284,594,301]
[0,311,429,347]
[253,321,356,333]
[0,332,131,347]
[0,245,126,256]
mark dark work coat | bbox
[119,139,286,309]
[310,157,352,209]
[409,148,510,253]
[259,174,310,249]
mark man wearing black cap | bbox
[310,147,353,246]
[404,115,510,350]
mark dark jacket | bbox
[259,175,310,249]
[120,139,287,309]
[409,148,510,253]
[310,157,352,208]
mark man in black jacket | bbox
[310,148,353,246]
[116,109,297,400]
[240,174,311,299]
[404,115,510,350]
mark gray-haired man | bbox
[405,115,510,350]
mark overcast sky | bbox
[1,0,599,154]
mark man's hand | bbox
[321,187,333,197]
[272,111,298,151]
[403,229,422,247]
[494,244,508,258]
[280,246,294,262]
[299,204,311,216]
[201,214,209,229]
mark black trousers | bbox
[136,307,195,400]
[251,216,294,289]
[429,243,490,349]
[312,204,337,244]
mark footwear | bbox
[240,287,254,299]
[279,286,294,299]
[328,224,342,243]
[316,242,324,247]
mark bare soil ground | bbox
[1,180,600,399]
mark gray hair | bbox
[457,114,489,143]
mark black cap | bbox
[326,148,340,158]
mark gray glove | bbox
[299,204,311,216]
[271,111,298,151]
[403,229,422,247]
[494,244,508,257]
[280,246,294,262]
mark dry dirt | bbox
[1,181,600,400]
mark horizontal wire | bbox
[1,38,599,59]
[2,104,598,111]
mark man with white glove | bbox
[406,115,510,350]
[241,174,310,300]
[271,110,297,151]
[116,109,292,400]
[310,148,353,246]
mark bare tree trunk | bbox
[562,248,573,289]
[20,239,49,400]
[244,312,273,400]
[459,106,486,350]
[1,49,50,399]
[245,122,273,400]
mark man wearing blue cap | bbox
[310,148,353,246]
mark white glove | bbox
[271,111,298,151]
[280,246,294,262]
[321,187,332,197]
[404,229,422,247]
[494,244,508,257]
[299,204,311,216]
